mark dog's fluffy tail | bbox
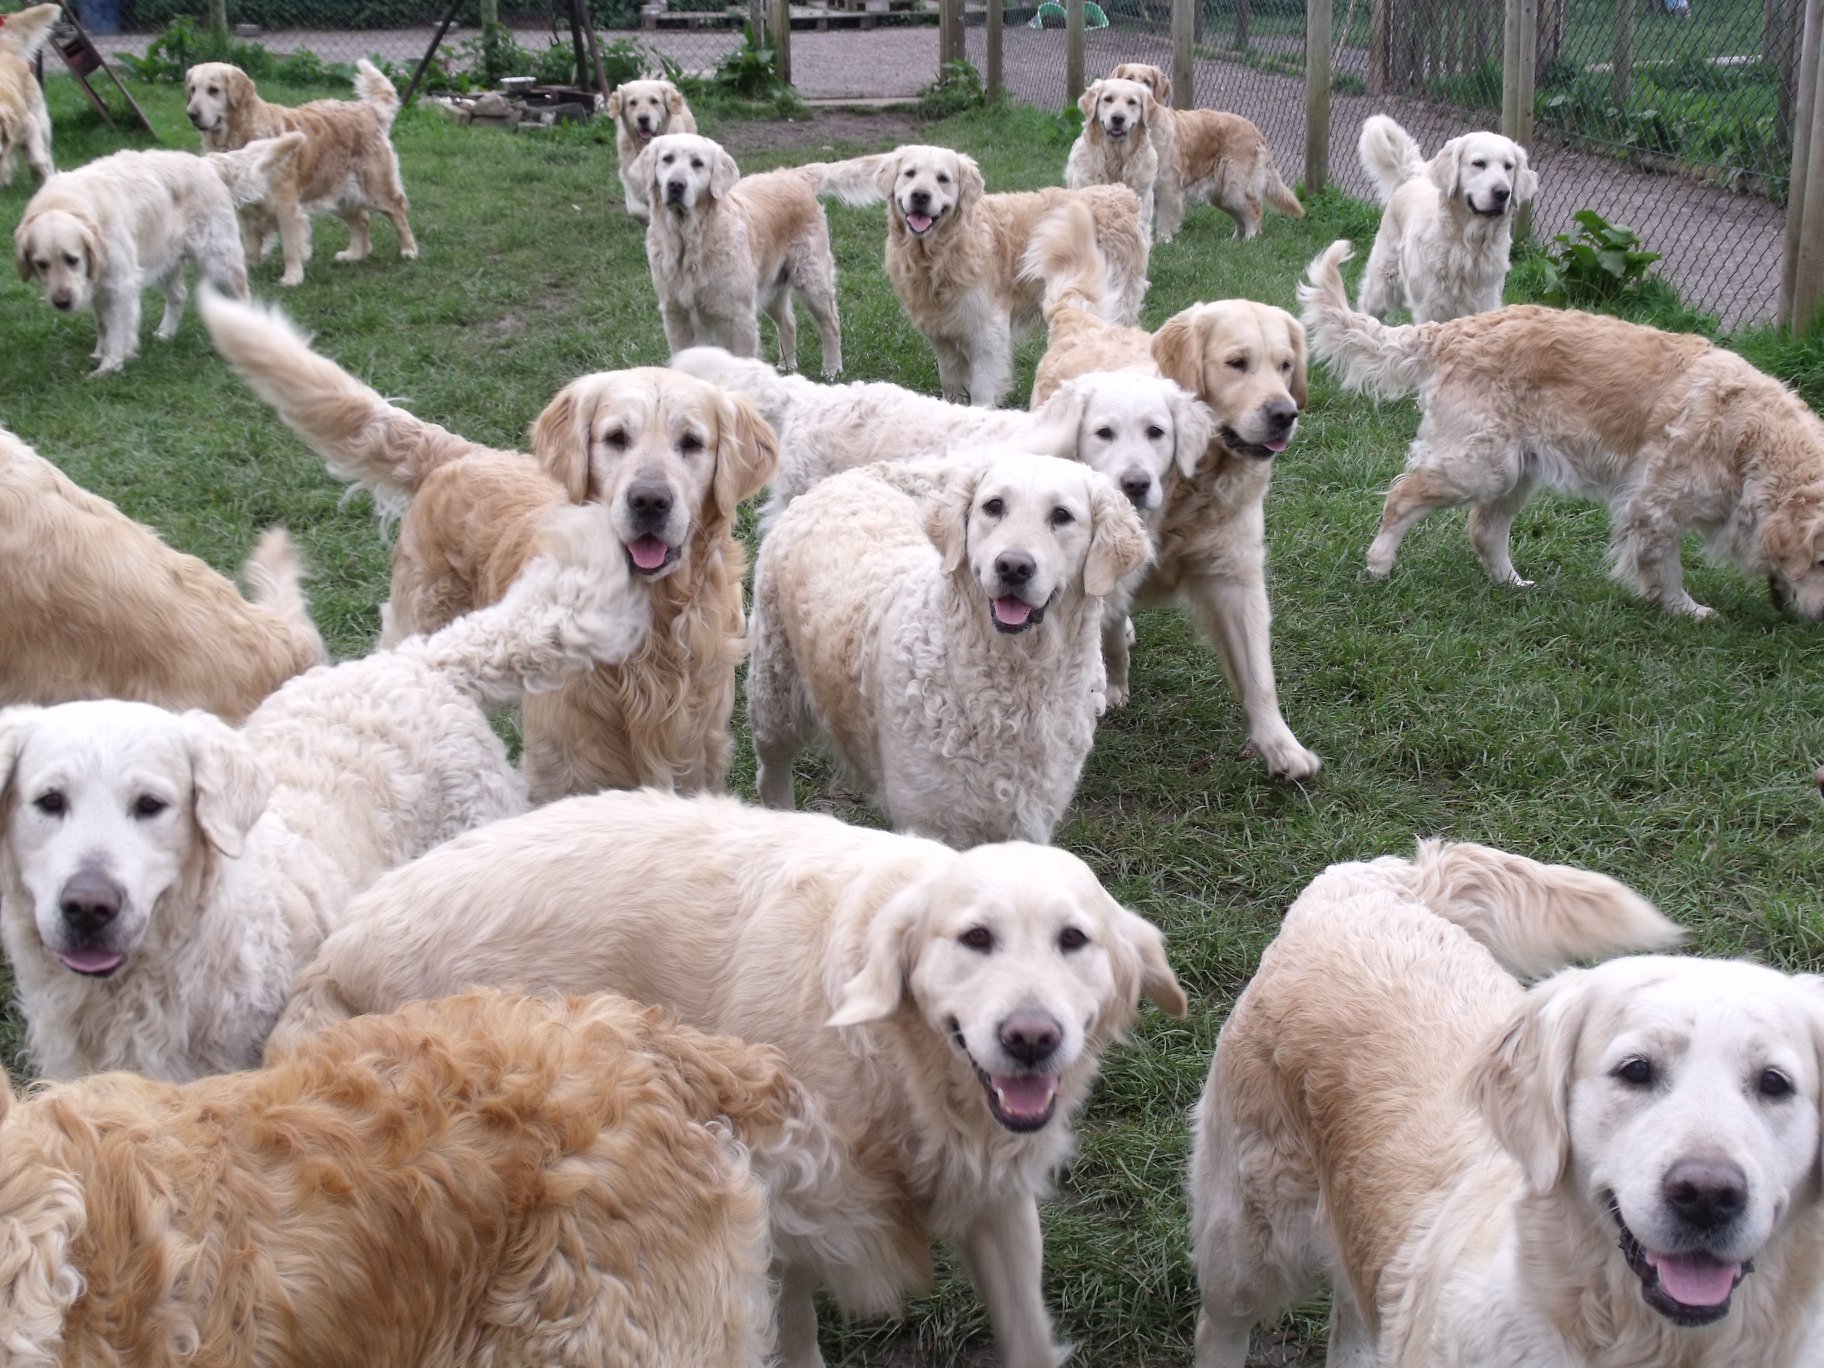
[1297,240,1442,400]
[793,154,889,206]
[0,3,61,62]
[207,131,305,206]
[398,503,652,712]
[1398,838,1682,979]
[1022,200,1113,331]
[669,345,819,433]
[242,527,329,666]
[202,289,485,517]
[353,58,401,132]
[1264,161,1304,220]
[1358,113,1426,203]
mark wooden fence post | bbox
[769,0,791,86]
[987,0,1004,99]
[1306,0,1332,193]
[1235,0,1250,50]
[1610,0,1633,110]
[939,0,965,69]
[1171,0,1193,107]
[1501,0,1537,238]
[207,0,228,42]
[1066,0,1085,106]
[1781,0,1823,330]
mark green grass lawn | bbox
[3,74,1822,1367]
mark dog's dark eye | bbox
[63,254,79,268]
[1758,1068,1794,1099]
[690,158,704,170]
[1058,927,1088,952]
[132,795,168,819]
[1280,360,1293,372]
[208,85,219,95]
[1146,424,1165,440]
[33,790,66,817]
[981,497,1004,517]
[1226,357,1248,371]
[959,926,993,951]
[937,173,951,185]
[602,430,629,450]
[1049,507,1075,528]
[661,154,675,164]
[1472,158,1487,168]
[1095,426,1114,441]
[1614,1056,1655,1087]
[678,432,704,454]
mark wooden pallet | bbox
[50,11,154,135]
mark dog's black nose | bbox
[627,483,674,527]
[1109,114,1125,127]
[999,1010,1062,1066]
[51,294,74,311]
[1264,401,1298,433]
[909,189,931,211]
[636,117,651,129]
[1491,185,1511,204]
[1120,472,1152,505]
[994,550,1035,586]
[665,180,686,201]
[1663,1159,1748,1230]
[60,870,124,936]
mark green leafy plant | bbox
[711,23,785,100]
[1540,209,1664,307]
[916,58,985,119]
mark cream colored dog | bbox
[0,508,649,1082]
[852,143,1149,407]
[14,138,301,375]
[0,424,324,719]
[204,290,775,799]
[1358,114,1538,322]
[0,4,58,187]
[1066,77,1161,237]
[272,789,1190,1368]
[185,59,415,286]
[1189,840,1824,1368]
[1027,210,1318,771]
[635,132,852,375]
[749,452,1151,845]
[1302,240,1824,619]
[0,990,802,1367]
[1102,63,1301,241]
[606,77,696,221]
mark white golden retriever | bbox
[635,132,856,375]
[1066,77,1161,236]
[13,137,302,375]
[0,3,58,187]
[1357,114,1537,323]
[1302,240,1824,619]
[272,790,1190,1368]
[0,509,650,1082]
[1189,840,1824,1368]
[670,344,1212,531]
[749,452,1151,846]
[605,77,695,222]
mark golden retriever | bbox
[202,289,776,799]
[634,132,852,375]
[0,989,800,1366]
[852,143,1149,407]
[1066,76,1162,237]
[749,452,1150,845]
[185,59,415,286]
[0,508,648,1083]
[0,423,324,719]
[606,77,696,221]
[1301,240,1824,619]
[1104,62,1301,241]
[1358,114,1538,322]
[1027,212,1318,774]
[14,137,301,375]
[0,3,58,187]
[272,789,1190,1368]
[1188,840,1824,1367]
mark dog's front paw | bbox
[88,358,123,378]
[279,268,305,286]
[1245,731,1320,781]
[333,247,366,263]
[399,244,419,260]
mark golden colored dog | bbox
[606,78,696,221]
[0,4,58,187]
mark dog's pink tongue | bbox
[637,128,654,140]
[991,1073,1058,1118]
[629,535,669,571]
[57,948,123,974]
[1263,436,1290,453]
[1650,1251,1741,1308]
[907,212,934,233]
[993,596,1033,627]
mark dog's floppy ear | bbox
[954,153,985,218]
[1096,899,1189,1038]
[1168,385,1216,479]
[1136,83,1156,123]
[631,143,659,194]
[530,379,596,504]
[1077,81,1101,120]
[1284,312,1310,410]
[183,710,271,859]
[923,465,982,577]
[1429,135,1466,199]
[1084,473,1152,598]
[873,149,902,200]
[1147,66,1172,104]
[712,389,779,520]
[1151,308,1207,396]
[1762,500,1824,582]
[1028,378,1091,458]
[605,85,624,119]
[0,706,39,811]
[1513,142,1539,207]
[664,83,688,116]
[827,877,933,1026]
[1472,969,1594,1194]
[709,144,740,200]
[13,228,34,283]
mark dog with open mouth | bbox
[605,78,696,223]
[1065,77,1163,238]
[271,788,1189,1368]
[1190,840,1824,1368]
[203,291,775,800]
[748,450,1150,846]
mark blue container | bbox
[81,0,122,35]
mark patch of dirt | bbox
[716,107,926,157]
